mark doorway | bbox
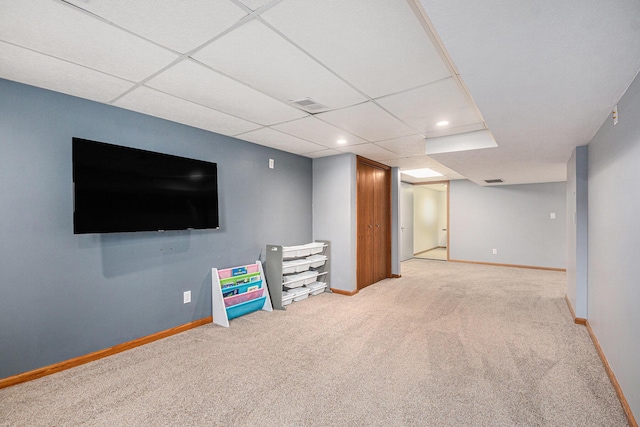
[402,182,449,261]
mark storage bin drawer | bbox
[288,287,311,302]
[283,271,318,289]
[282,242,326,259]
[282,290,295,306]
[306,254,327,268]
[306,242,325,255]
[282,259,311,274]
[305,281,327,296]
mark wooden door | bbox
[372,166,390,283]
[356,157,391,290]
[357,161,375,289]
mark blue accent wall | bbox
[0,79,312,378]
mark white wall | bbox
[413,186,441,253]
[449,180,567,269]
[587,69,640,418]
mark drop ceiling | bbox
[1,0,639,185]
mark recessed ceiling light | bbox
[336,139,347,144]
[402,168,443,178]
[436,121,449,127]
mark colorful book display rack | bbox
[211,261,272,327]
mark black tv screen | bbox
[73,138,219,234]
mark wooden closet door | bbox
[357,162,375,290]
[357,157,391,290]
[372,166,390,283]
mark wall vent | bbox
[289,97,327,112]
[484,179,504,184]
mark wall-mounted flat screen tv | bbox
[73,138,219,234]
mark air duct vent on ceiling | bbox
[289,97,327,112]
[484,179,504,184]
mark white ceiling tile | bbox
[146,59,307,125]
[447,173,466,180]
[337,143,402,162]
[424,123,485,138]
[386,156,462,182]
[0,1,178,81]
[236,0,271,10]
[380,155,441,169]
[114,86,261,136]
[376,78,482,134]
[400,174,450,184]
[303,149,343,158]
[420,0,640,185]
[429,164,463,178]
[65,0,247,53]
[317,102,415,142]
[193,20,366,111]
[375,134,428,157]
[262,0,451,98]
[425,130,498,155]
[271,116,367,148]
[236,127,326,154]
[0,42,133,103]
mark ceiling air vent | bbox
[289,97,327,113]
[484,179,504,184]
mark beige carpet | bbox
[0,259,628,426]
[415,247,447,261]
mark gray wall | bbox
[0,79,312,379]
[566,146,588,318]
[312,154,357,292]
[312,156,400,287]
[588,69,640,417]
[449,180,567,269]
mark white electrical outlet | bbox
[183,290,191,304]
[492,248,497,255]
[550,212,556,219]
[269,158,274,169]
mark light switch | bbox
[550,212,556,219]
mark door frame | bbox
[400,182,414,261]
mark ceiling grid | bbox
[1,0,639,184]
